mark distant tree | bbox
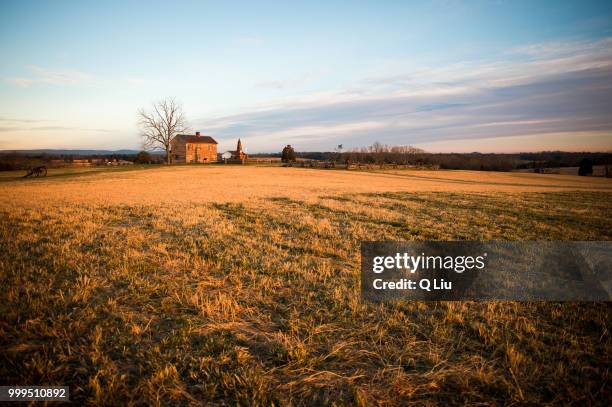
[138,98,189,164]
[333,144,343,163]
[134,151,152,164]
[281,145,296,162]
[578,158,593,176]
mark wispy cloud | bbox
[28,65,94,85]
[510,37,612,58]
[0,117,51,124]
[3,66,149,89]
[195,37,612,152]
[4,65,95,87]
[0,124,114,133]
[4,77,36,87]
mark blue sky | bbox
[1,0,611,153]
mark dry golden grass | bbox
[1,166,611,405]
[1,165,611,208]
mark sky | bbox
[1,0,611,153]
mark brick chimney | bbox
[195,131,201,137]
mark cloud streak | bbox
[3,66,150,89]
[195,37,612,152]
[4,65,95,87]
[0,124,114,133]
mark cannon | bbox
[24,166,47,178]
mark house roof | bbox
[173,134,218,144]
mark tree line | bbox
[263,143,612,172]
[0,151,163,171]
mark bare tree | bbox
[370,141,386,167]
[138,98,189,164]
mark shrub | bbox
[281,145,296,163]
[134,151,153,164]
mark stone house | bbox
[171,132,218,163]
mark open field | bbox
[1,166,611,405]
[1,165,611,207]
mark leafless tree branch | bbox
[137,98,189,164]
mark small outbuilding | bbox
[223,139,248,164]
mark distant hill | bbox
[0,149,164,156]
